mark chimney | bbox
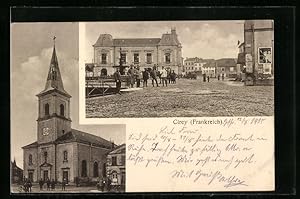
[171,27,176,35]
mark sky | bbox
[11,21,244,169]
[11,23,126,169]
[82,20,244,63]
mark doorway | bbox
[28,171,33,182]
[43,170,48,181]
[63,170,69,184]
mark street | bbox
[86,78,274,117]
[11,183,111,193]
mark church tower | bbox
[36,39,72,144]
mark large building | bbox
[22,43,116,184]
[86,28,183,75]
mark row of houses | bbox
[183,57,237,78]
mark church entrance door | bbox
[43,170,49,181]
[28,171,33,182]
[63,170,69,184]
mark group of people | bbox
[21,178,32,193]
[38,177,68,191]
[113,65,178,94]
[96,176,112,192]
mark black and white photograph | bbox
[11,23,126,193]
[81,20,274,118]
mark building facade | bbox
[22,44,115,184]
[244,20,274,77]
[86,28,183,75]
[106,144,126,189]
[216,58,237,78]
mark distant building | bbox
[106,144,126,189]
[216,58,237,78]
[86,28,183,75]
[183,57,215,75]
[11,159,23,184]
[202,61,217,77]
[22,42,116,184]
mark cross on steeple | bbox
[53,36,56,46]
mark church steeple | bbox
[38,37,70,97]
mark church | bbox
[22,42,116,184]
[86,27,183,76]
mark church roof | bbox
[113,38,161,47]
[22,141,38,149]
[37,44,70,97]
[108,144,125,155]
[55,129,115,149]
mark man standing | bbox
[61,178,66,191]
[142,68,149,87]
[39,178,44,190]
[160,66,168,87]
[113,68,122,95]
[136,67,142,88]
[46,178,51,191]
[127,66,135,88]
[150,67,159,87]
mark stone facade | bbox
[106,144,126,186]
[87,28,183,75]
[22,44,115,184]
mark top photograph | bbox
[80,20,274,118]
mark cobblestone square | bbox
[86,78,274,118]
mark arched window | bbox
[102,163,106,177]
[63,151,68,162]
[44,151,48,163]
[93,162,99,177]
[81,160,87,177]
[28,154,33,165]
[45,103,49,116]
[60,104,64,116]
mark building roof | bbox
[55,129,115,149]
[108,144,125,155]
[113,38,161,47]
[203,61,217,68]
[216,58,237,67]
[37,45,71,97]
[158,34,180,46]
[22,141,38,149]
[185,57,204,62]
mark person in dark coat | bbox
[142,68,149,87]
[23,178,28,192]
[27,178,32,192]
[150,68,159,87]
[51,179,55,190]
[46,178,51,191]
[207,75,210,82]
[39,178,44,190]
[61,178,67,191]
[203,73,206,82]
[113,68,122,94]
[217,74,220,81]
[221,73,224,81]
